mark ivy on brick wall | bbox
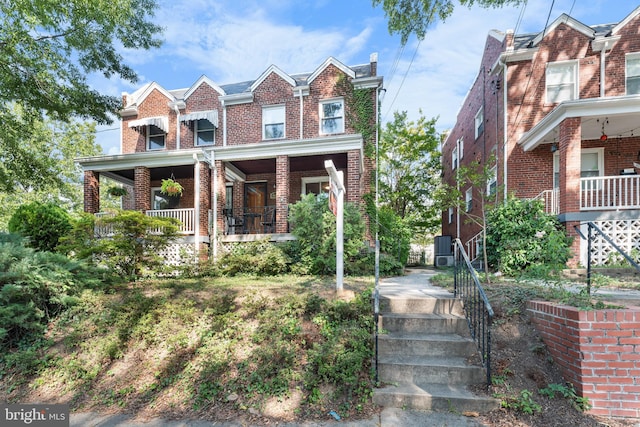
[335,75,376,159]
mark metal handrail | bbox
[453,238,494,388]
[575,221,640,295]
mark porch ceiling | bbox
[231,153,347,175]
[519,95,640,151]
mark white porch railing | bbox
[581,175,640,211]
[532,189,560,214]
[146,208,194,234]
[466,230,483,263]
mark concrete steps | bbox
[373,296,499,413]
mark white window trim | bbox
[465,187,473,212]
[262,105,286,140]
[452,146,458,170]
[301,176,330,196]
[552,148,604,188]
[147,125,166,151]
[319,98,345,135]
[625,52,640,95]
[459,137,464,159]
[195,119,215,146]
[487,165,497,195]
[545,60,579,104]
[474,108,484,139]
[448,207,454,224]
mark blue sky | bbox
[91,0,638,154]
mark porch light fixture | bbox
[599,118,609,141]
[550,143,558,153]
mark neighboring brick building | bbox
[79,54,382,260]
[442,6,640,268]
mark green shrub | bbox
[485,197,572,275]
[0,233,105,351]
[61,210,180,280]
[8,201,71,252]
[217,239,290,276]
[288,194,366,275]
[370,204,411,266]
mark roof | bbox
[121,57,379,111]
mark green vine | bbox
[335,75,376,159]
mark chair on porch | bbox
[261,207,276,233]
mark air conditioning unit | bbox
[435,255,454,267]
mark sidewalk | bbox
[71,406,486,427]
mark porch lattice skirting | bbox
[583,218,640,266]
[158,243,197,266]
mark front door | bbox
[244,182,267,233]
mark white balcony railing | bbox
[581,175,640,211]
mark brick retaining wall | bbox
[527,300,640,418]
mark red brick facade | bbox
[81,55,382,254]
[442,9,640,267]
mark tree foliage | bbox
[288,194,366,275]
[378,111,441,239]
[0,0,162,191]
[8,201,72,253]
[373,0,525,44]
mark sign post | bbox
[324,160,344,292]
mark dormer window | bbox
[320,99,344,134]
[148,125,166,150]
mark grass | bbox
[0,274,377,422]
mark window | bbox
[448,207,454,224]
[148,125,166,150]
[263,105,285,140]
[151,188,179,210]
[626,53,640,95]
[301,176,330,196]
[475,108,484,139]
[465,187,473,212]
[458,137,464,159]
[224,184,233,217]
[320,99,344,134]
[195,119,215,146]
[546,61,578,103]
[552,148,603,189]
[487,166,497,196]
[452,146,458,170]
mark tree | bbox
[8,201,72,252]
[0,108,102,230]
[435,154,498,281]
[0,0,162,191]
[372,0,525,45]
[378,111,442,239]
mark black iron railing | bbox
[453,238,494,387]
[223,206,277,235]
[575,221,640,295]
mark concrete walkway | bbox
[70,268,488,427]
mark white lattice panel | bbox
[158,243,197,266]
[584,219,640,266]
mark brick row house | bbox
[79,55,382,262]
[441,6,640,268]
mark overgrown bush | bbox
[8,201,71,252]
[217,239,291,276]
[485,197,572,275]
[369,204,411,266]
[61,210,180,280]
[0,233,106,351]
[288,194,366,275]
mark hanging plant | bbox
[106,186,128,197]
[160,178,183,196]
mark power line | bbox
[382,39,422,122]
